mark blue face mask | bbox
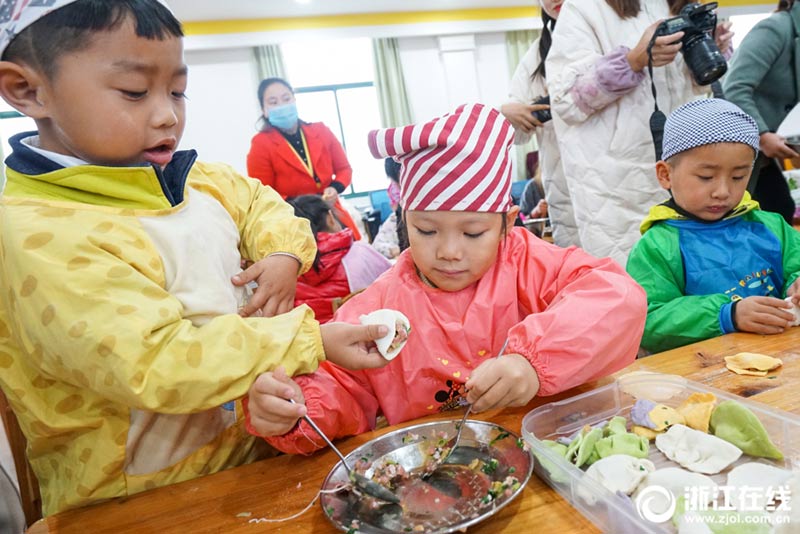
[268,102,299,130]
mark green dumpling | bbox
[604,416,628,437]
[709,400,783,460]
[594,433,650,460]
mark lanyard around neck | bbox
[286,129,318,185]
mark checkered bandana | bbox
[367,103,514,212]
[662,98,760,161]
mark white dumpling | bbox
[359,309,410,360]
[578,454,655,505]
[727,463,794,511]
[772,474,800,534]
[633,467,716,520]
[655,424,742,475]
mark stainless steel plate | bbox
[320,420,533,533]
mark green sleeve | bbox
[751,211,800,294]
[626,225,729,353]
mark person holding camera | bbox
[545,0,732,265]
[723,0,800,224]
[500,0,581,247]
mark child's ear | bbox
[0,61,49,119]
[505,205,521,230]
[655,161,673,191]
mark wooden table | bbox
[29,329,800,533]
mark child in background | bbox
[0,0,388,515]
[626,99,800,353]
[371,158,404,259]
[289,195,392,323]
[245,103,647,453]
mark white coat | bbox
[546,0,704,265]
[508,38,582,248]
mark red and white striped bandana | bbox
[367,103,514,212]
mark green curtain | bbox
[505,29,541,180]
[371,38,413,128]
[253,44,287,81]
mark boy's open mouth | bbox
[143,142,176,166]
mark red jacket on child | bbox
[294,229,391,323]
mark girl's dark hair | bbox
[286,194,335,236]
[384,158,401,183]
[532,13,556,81]
[605,0,690,18]
[396,206,409,253]
[3,0,182,78]
[256,77,294,131]
[287,194,341,271]
[777,0,795,11]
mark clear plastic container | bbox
[521,372,800,533]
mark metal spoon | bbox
[426,338,510,476]
[289,399,400,504]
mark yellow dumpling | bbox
[724,353,782,377]
[631,425,661,441]
[648,404,685,431]
[676,392,717,433]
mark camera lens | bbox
[682,35,727,85]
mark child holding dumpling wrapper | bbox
[244,103,648,453]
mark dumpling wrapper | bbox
[359,309,410,360]
[578,454,655,505]
[655,424,742,475]
[726,462,794,511]
[724,352,782,377]
[784,297,800,326]
[633,467,715,520]
[709,400,784,460]
[676,392,717,433]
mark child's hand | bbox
[787,280,800,305]
[734,296,794,334]
[233,254,300,318]
[248,367,306,437]
[465,354,540,412]
[320,322,390,370]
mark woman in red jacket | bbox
[247,77,361,239]
[288,195,391,323]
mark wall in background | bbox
[182,31,512,178]
[181,48,262,173]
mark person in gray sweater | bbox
[724,0,800,223]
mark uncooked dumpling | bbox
[726,463,794,511]
[633,467,715,520]
[655,424,742,474]
[359,309,411,360]
[709,400,784,460]
[578,454,655,505]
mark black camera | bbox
[653,1,727,85]
[531,95,551,123]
